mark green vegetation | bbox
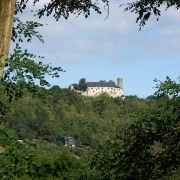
[1,77,180,179]
[89,77,180,180]
[1,1,180,179]
[122,0,180,30]
[71,78,87,91]
[2,83,150,147]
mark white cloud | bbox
[12,0,180,65]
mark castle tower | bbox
[117,77,123,89]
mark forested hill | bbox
[2,84,155,148]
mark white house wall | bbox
[81,87,123,98]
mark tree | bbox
[78,78,87,91]
[122,0,180,30]
[0,1,15,77]
[90,77,180,180]
[0,126,40,179]
[93,93,113,115]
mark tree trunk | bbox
[0,0,15,78]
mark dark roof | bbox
[62,136,75,145]
[87,82,119,88]
[63,136,74,141]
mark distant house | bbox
[62,136,75,147]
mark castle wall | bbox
[81,86,123,97]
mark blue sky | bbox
[11,0,180,98]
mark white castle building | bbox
[71,77,123,98]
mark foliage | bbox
[122,0,180,30]
[2,0,179,179]
[0,125,91,180]
[71,78,87,91]
[92,93,113,115]
[0,0,125,179]
[5,43,63,94]
[78,78,87,91]
[15,0,109,18]
[12,17,44,43]
[0,126,40,180]
[34,152,84,180]
[2,76,180,179]
[2,83,151,148]
[0,44,63,124]
[33,0,109,19]
[12,0,109,44]
[89,77,180,180]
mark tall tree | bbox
[0,1,16,77]
[78,78,87,91]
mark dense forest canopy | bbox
[1,82,151,146]
[0,0,180,179]
[1,77,180,179]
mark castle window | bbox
[102,90,103,92]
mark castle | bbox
[71,77,123,98]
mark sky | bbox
[11,0,180,98]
